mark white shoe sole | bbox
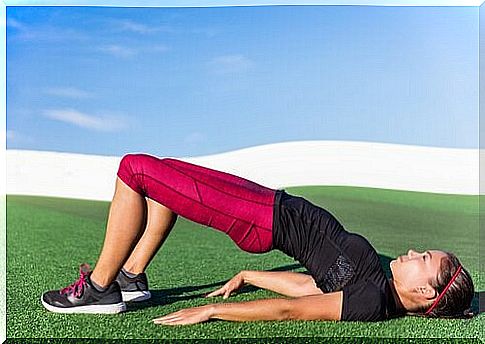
[41,296,126,314]
[121,290,151,302]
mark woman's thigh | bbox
[117,154,276,253]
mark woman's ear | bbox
[414,284,437,301]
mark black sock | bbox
[91,278,108,292]
[121,267,139,278]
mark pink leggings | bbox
[116,154,277,253]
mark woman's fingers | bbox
[206,283,235,298]
[223,289,231,299]
[153,317,177,324]
[206,274,243,298]
[153,306,212,326]
[206,286,226,298]
[153,310,182,322]
[153,311,184,324]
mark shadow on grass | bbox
[126,263,303,312]
[474,291,483,315]
[128,254,484,316]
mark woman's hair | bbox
[415,252,474,318]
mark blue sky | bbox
[6,5,478,157]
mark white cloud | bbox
[119,20,156,34]
[6,130,15,141]
[116,20,218,37]
[119,20,158,34]
[98,45,137,58]
[43,108,128,132]
[7,18,89,42]
[183,132,206,145]
[43,87,94,99]
[151,44,171,53]
[97,43,170,58]
[115,19,174,34]
[6,129,35,145]
[208,54,254,74]
[191,27,218,38]
[6,18,25,30]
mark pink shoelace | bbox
[60,263,91,298]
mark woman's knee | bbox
[117,154,154,193]
[119,153,153,174]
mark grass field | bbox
[6,186,484,342]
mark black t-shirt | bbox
[272,190,399,321]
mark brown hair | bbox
[417,252,474,318]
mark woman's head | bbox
[390,249,474,318]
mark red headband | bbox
[424,265,462,316]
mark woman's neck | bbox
[389,278,411,314]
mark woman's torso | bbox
[272,190,398,321]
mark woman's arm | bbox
[244,270,323,297]
[153,292,343,325]
[206,270,323,298]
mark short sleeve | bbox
[341,281,386,321]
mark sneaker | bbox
[116,269,151,302]
[41,264,126,314]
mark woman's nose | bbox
[407,249,417,257]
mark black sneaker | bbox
[41,264,126,314]
[116,269,151,302]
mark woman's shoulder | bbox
[340,279,391,321]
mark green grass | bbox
[6,186,484,341]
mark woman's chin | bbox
[389,259,397,271]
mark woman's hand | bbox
[152,292,343,325]
[152,305,214,326]
[205,271,246,299]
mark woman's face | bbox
[390,249,448,293]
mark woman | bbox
[41,154,474,324]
